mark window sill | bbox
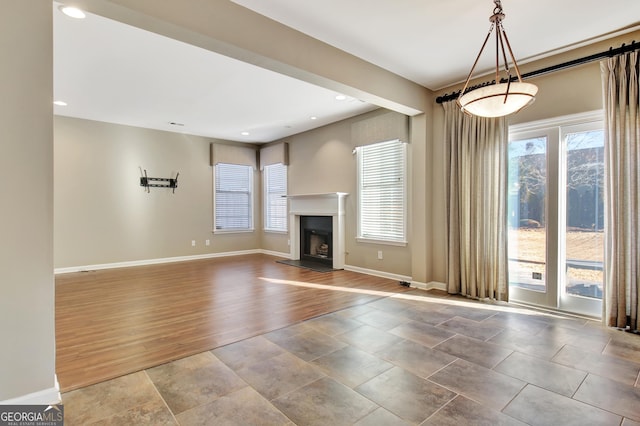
[263,229,288,234]
[213,229,255,234]
[356,237,407,247]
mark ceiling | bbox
[53,1,640,143]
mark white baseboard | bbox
[54,250,268,274]
[344,264,412,283]
[0,376,60,405]
[411,281,447,292]
[260,250,291,259]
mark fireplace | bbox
[300,216,333,266]
[288,193,348,270]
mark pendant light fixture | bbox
[457,0,537,118]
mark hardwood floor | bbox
[55,254,412,392]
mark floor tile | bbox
[437,316,504,341]
[354,309,410,331]
[573,373,640,422]
[536,313,589,330]
[434,334,512,369]
[398,305,457,326]
[353,407,410,426]
[440,304,496,321]
[429,359,525,410]
[334,304,376,318]
[311,345,394,388]
[423,395,526,426]
[623,418,640,426]
[375,339,456,378]
[537,320,612,345]
[389,320,455,347]
[266,329,346,361]
[212,335,285,371]
[355,366,456,424]
[481,311,550,335]
[62,371,167,425]
[552,344,640,386]
[272,377,377,426]
[305,312,363,336]
[145,352,246,415]
[494,351,587,397]
[262,322,314,345]
[366,298,413,315]
[176,386,290,426]
[90,399,178,426]
[604,332,640,364]
[503,384,622,426]
[335,324,405,354]
[489,328,565,360]
[235,351,325,400]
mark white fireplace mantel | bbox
[288,193,348,269]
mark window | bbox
[214,163,253,231]
[263,163,288,232]
[357,139,407,244]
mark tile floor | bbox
[61,290,640,425]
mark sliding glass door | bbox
[507,112,603,317]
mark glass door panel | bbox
[508,137,548,298]
[560,127,604,316]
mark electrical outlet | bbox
[377,250,383,260]
[205,239,210,246]
[532,272,542,280]
[191,240,196,247]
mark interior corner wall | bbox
[409,112,430,285]
[54,116,260,269]
[269,108,413,277]
[0,1,56,402]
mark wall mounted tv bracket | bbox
[140,169,179,193]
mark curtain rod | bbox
[435,40,640,104]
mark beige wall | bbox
[54,116,261,268]
[0,1,56,402]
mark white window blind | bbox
[263,163,288,231]
[357,139,406,244]
[215,163,253,231]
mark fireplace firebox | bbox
[300,216,333,266]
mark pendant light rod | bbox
[437,39,640,104]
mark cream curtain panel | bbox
[602,50,640,331]
[443,101,509,301]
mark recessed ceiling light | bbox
[310,116,317,120]
[241,131,250,136]
[335,95,347,101]
[53,101,67,106]
[59,6,86,19]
